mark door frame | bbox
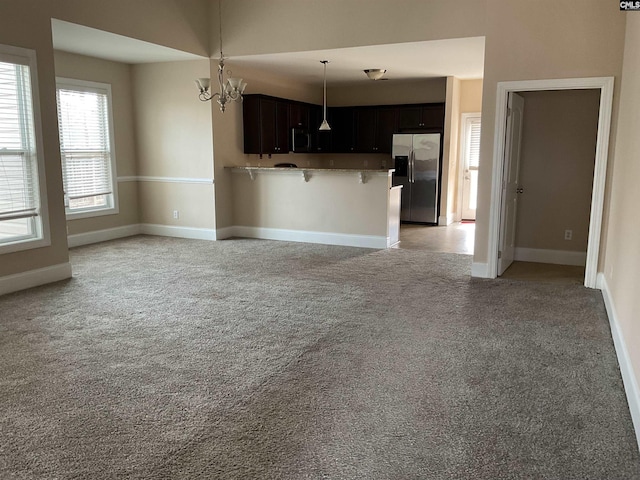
[486,77,614,288]
[457,112,481,221]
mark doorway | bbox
[487,77,614,289]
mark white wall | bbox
[602,14,640,437]
[132,60,216,231]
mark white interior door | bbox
[461,115,481,220]
[498,92,525,276]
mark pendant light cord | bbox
[322,61,328,123]
[218,0,223,59]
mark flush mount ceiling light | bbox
[195,0,247,112]
[364,69,387,81]
[319,60,331,131]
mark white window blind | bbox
[0,59,40,244]
[56,83,115,214]
[466,118,481,169]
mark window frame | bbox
[55,77,119,220]
[0,44,50,255]
[461,113,481,172]
[457,112,482,222]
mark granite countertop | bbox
[227,166,394,173]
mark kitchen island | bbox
[227,167,400,248]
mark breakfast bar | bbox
[228,167,401,248]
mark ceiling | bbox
[51,19,203,64]
[51,19,485,85]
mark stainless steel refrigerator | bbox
[391,133,441,224]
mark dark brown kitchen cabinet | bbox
[397,103,445,130]
[243,94,445,155]
[375,107,398,153]
[330,107,356,153]
[243,95,289,154]
[308,105,332,153]
[289,102,310,129]
[355,106,397,153]
[354,108,376,152]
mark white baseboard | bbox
[68,224,142,248]
[215,226,235,240]
[598,273,640,453]
[0,262,72,296]
[67,222,386,247]
[514,247,586,266]
[438,213,455,226]
[69,223,218,245]
[231,226,388,249]
[140,224,216,241]
[471,262,490,278]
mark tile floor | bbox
[393,222,475,255]
[394,222,585,285]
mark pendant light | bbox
[319,60,331,131]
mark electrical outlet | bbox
[173,210,179,220]
[329,159,334,167]
[364,159,369,167]
[564,229,572,240]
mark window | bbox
[56,79,117,217]
[460,114,481,217]
[0,46,48,252]
[464,116,481,170]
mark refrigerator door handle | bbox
[410,150,415,183]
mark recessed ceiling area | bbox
[51,19,204,64]
[51,19,484,84]
[230,37,485,85]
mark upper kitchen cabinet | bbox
[243,94,445,155]
[397,103,445,130]
[330,107,356,153]
[243,95,289,154]
[375,107,398,153]
[354,106,397,153]
[308,105,332,153]
[289,101,310,129]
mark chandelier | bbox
[196,0,246,111]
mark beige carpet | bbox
[0,235,638,479]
